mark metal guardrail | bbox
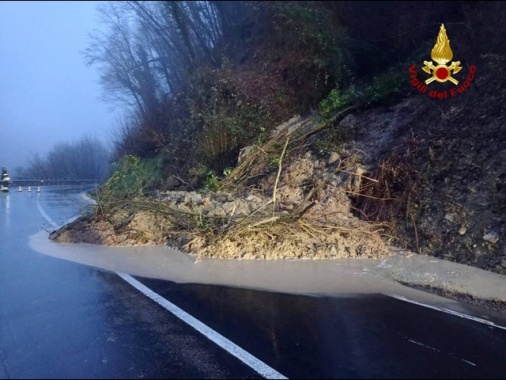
[9,178,100,187]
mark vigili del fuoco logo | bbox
[409,24,476,99]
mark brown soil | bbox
[51,211,172,247]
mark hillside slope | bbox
[342,53,506,275]
[51,52,505,276]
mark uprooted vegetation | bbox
[51,112,390,260]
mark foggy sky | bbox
[0,1,121,175]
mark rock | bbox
[165,176,182,189]
[215,192,233,203]
[222,202,236,215]
[174,193,185,203]
[271,115,303,137]
[238,146,254,164]
[444,213,455,222]
[246,194,262,204]
[234,201,250,216]
[307,243,317,251]
[458,225,467,235]
[328,152,340,165]
[208,208,226,217]
[177,204,192,213]
[483,231,499,244]
[191,193,203,205]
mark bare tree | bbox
[82,1,268,167]
[83,2,156,116]
[83,1,230,114]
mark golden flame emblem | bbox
[431,24,453,64]
[422,24,462,85]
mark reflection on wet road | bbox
[1,187,506,378]
[138,278,506,379]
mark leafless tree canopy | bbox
[18,135,110,180]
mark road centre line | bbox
[36,192,288,379]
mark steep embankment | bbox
[346,54,506,275]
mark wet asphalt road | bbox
[0,188,260,379]
[1,187,506,379]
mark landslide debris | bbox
[50,113,389,261]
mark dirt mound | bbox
[50,120,390,261]
[50,211,173,246]
[185,153,388,260]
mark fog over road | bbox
[1,187,506,378]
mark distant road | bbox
[1,187,505,378]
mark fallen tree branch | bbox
[272,136,290,211]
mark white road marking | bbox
[407,338,477,367]
[461,359,476,367]
[408,339,440,352]
[36,192,288,379]
[81,192,96,205]
[118,273,287,379]
[36,196,59,229]
[390,294,506,331]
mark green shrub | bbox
[363,69,407,106]
[264,2,352,110]
[319,87,357,120]
[204,170,222,192]
[96,155,163,212]
[319,66,407,120]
